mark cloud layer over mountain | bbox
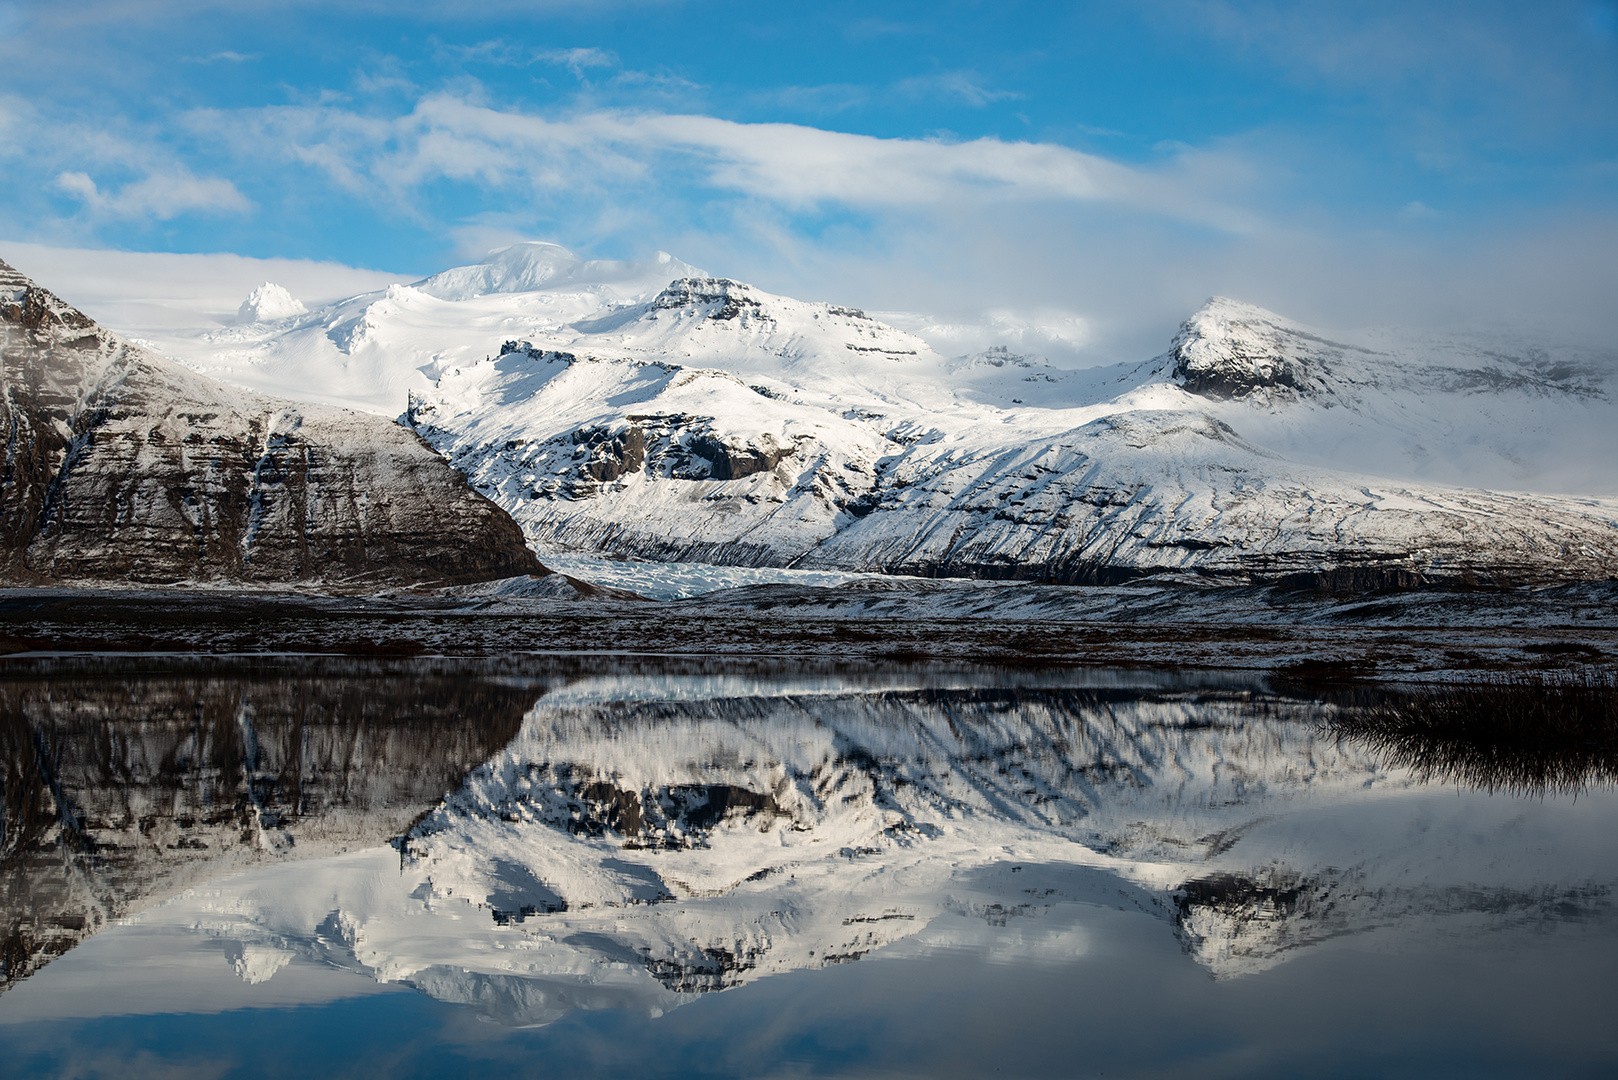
[0,1,1613,363]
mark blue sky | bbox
[1,0,1615,358]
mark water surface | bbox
[1,657,1613,1078]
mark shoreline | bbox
[4,580,1614,683]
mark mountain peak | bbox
[235,282,307,324]
[650,277,767,320]
[0,255,108,345]
[412,242,704,302]
[1168,297,1349,401]
[647,277,880,327]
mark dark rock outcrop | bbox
[577,424,646,482]
[687,432,791,481]
[0,257,546,588]
[651,278,769,322]
[1167,298,1362,401]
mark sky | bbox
[1,0,1616,362]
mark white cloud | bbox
[51,170,98,203]
[877,306,1095,366]
[52,168,252,220]
[0,240,403,333]
[195,94,1255,230]
[660,115,1105,206]
[0,92,252,229]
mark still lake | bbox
[1,656,1614,1078]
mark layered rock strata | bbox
[0,257,545,588]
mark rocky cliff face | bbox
[1168,299,1351,400]
[0,257,546,588]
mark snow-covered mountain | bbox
[401,271,1618,587]
[0,256,546,588]
[1160,298,1618,494]
[235,282,306,324]
[166,243,705,415]
[62,241,1618,589]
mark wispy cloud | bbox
[443,40,620,78]
[437,38,530,66]
[0,93,252,227]
[534,46,618,78]
[189,94,1256,230]
[759,82,869,115]
[893,71,1022,107]
[350,52,417,96]
[51,168,252,220]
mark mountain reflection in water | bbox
[0,658,1614,1040]
[1,658,538,992]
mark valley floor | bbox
[2,578,1613,683]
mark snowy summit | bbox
[235,282,306,324]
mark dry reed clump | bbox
[1325,671,1618,796]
